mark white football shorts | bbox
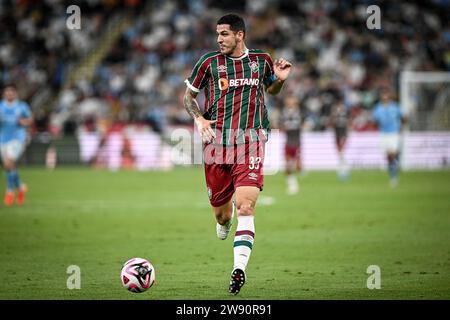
[0,140,26,161]
[380,133,400,154]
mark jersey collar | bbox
[226,48,249,60]
[4,99,18,107]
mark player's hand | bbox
[274,58,292,81]
[18,118,32,127]
[194,117,217,144]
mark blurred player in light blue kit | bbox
[0,84,33,206]
[372,88,406,187]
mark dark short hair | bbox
[217,13,246,35]
[2,83,17,91]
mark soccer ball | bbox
[120,258,155,293]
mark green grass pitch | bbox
[0,167,449,299]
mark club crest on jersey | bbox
[217,65,227,73]
[249,61,259,73]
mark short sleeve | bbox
[21,102,32,118]
[185,55,211,93]
[372,105,380,122]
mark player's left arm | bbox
[18,103,33,127]
[266,58,292,95]
[372,105,380,125]
[18,117,33,127]
[328,108,336,128]
[401,116,407,127]
[346,109,352,130]
[400,108,407,131]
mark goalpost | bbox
[400,71,450,169]
[400,71,450,131]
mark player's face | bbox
[381,92,390,103]
[3,87,17,102]
[216,24,242,56]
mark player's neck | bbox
[5,99,17,105]
[229,45,248,58]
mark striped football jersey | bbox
[185,49,276,145]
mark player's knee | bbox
[3,160,14,171]
[237,201,255,216]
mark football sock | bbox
[286,174,298,193]
[6,171,15,191]
[287,174,295,183]
[339,153,345,165]
[388,159,398,179]
[10,170,21,189]
[338,153,346,171]
[233,215,255,271]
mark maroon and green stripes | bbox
[236,59,251,144]
[233,230,255,249]
[188,51,221,91]
[222,55,237,144]
[186,49,274,145]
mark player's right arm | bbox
[18,117,33,127]
[183,87,216,143]
[372,105,380,124]
[184,53,218,143]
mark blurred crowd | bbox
[1,0,449,137]
[0,0,140,134]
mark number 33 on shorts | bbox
[249,157,261,170]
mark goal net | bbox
[400,71,450,131]
[400,71,450,169]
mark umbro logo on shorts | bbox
[248,173,258,180]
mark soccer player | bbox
[183,14,291,294]
[0,84,33,206]
[372,88,405,187]
[280,95,302,195]
[330,100,350,181]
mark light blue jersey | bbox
[373,101,403,133]
[0,99,32,144]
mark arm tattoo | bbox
[183,88,202,119]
